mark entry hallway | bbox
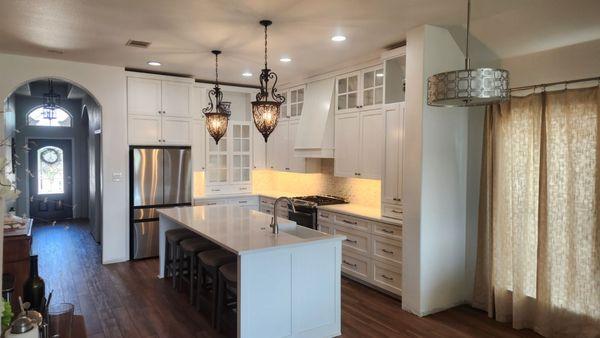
[33,221,540,338]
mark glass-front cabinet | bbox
[336,71,360,113]
[384,55,406,104]
[232,123,251,183]
[278,85,305,119]
[362,66,384,108]
[335,66,384,113]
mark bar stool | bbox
[164,228,197,289]
[178,237,218,301]
[216,262,238,333]
[196,248,236,326]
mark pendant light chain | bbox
[264,24,268,70]
[215,52,219,87]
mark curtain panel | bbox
[473,87,600,337]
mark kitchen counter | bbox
[157,205,341,255]
[317,203,402,226]
[157,205,344,338]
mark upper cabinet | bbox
[278,85,305,119]
[252,124,267,169]
[384,55,406,104]
[335,66,384,114]
[266,120,320,173]
[334,109,384,179]
[127,76,193,145]
[381,103,404,207]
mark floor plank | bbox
[31,220,541,338]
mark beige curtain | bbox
[473,86,600,337]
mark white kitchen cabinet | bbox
[335,65,384,114]
[161,81,191,118]
[358,109,384,179]
[382,103,404,206]
[334,109,383,179]
[267,120,289,171]
[128,115,161,145]
[127,77,162,117]
[205,121,252,194]
[127,76,193,145]
[190,85,207,120]
[288,86,305,118]
[162,117,192,145]
[252,123,267,169]
[191,120,206,171]
[267,120,321,173]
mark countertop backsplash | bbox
[252,159,381,208]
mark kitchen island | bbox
[158,205,345,338]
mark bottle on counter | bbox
[22,256,45,312]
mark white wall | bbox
[403,25,470,316]
[0,53,128,264]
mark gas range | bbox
[288,195,348,230]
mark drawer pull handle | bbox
[238,201,247,204]
[391,210,402,214]
[342,220,358,225]
[393,198,402,202]
[381,274,394,281]
[381,229,394,234]
[345,239,358,244]
[382,249,394,254]
[320,214,329,218]
[211,189,221,192]
[207,202,217,205]
[343,260,357,268]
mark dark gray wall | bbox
[83,94,102,243]
[14,94,89,219]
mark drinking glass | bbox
[48,302,74,338]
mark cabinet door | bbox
[252,124,267,169]
[359,109,384,179]
[288,120,306,173]
[162,117,192,145]
[289,86,304,118]
[382,104,403,204]
[206,130,229,184]
[361,66,384,109]
[127,77,162,117]
[128,115,161,145]
[191,120,206,171]
[336,72,360,113]
[190,85,206,120]
[231,123,252,183]
[266,120,289,171]
[161,81,191,118]
[279,91,289,119]
[334,113,360,177]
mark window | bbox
[27,106,72,127]
[37,146,64,194]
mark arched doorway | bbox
[2,77,103,242]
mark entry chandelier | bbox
[427,0,509,107]
[251,20,285,142]
[203,50,231,144]
[43,79,60,121]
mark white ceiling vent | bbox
[126,39,151,48]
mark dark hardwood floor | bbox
[31,221,540,338]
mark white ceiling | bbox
[0,0,599,86]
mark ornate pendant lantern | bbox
[251,20,285,142]
[203,50,231,144]
[427,0,509,107]
[43,79,60,122]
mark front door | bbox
[28,139,73,222]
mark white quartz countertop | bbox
[192,191,298,201]
[158,205,344,255]
[317,204,402,226]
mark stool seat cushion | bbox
[166,229,197,243]
[180,237,216,253]
[219,263,238,283]
[198,249,236,268]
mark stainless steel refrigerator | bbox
[129,146,191,259]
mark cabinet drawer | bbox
[317,210,333,223]
[335,226,370,257]
[318,222,334,235]
[372,235,402,265]
[194,199,224,206]
[372,261,402,295]
[334,213,371,232]
[261,206,274,215]
[230,196,259,206]
[373,222,402,241]
[382,204,404,220]
[341,253,370,281]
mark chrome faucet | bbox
[270,197,296,235]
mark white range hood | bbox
[294,77,335,158]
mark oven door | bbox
[288,207,317,229]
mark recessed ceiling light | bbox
[242,72,253,77]
[279,57,292,63]
[147,61,161,66]
[331,35,346,42]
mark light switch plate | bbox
[112,172,123,182]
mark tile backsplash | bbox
[252,159,381,208]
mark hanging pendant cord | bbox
[215,53,219,87]
[264,24,268,70]
[465,0,471,70]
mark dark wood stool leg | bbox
[172,246,180,289]
[196,265,205,312]
[216,272,225,332]
[189,254,196,304]
[211,268,218,328]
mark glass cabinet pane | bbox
[338,95,347,110]
[348,93,357,109]
[363,89,374,106]
[338,78,347,94]
[348,76,358,92]
[364,71,374,89]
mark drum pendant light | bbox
[427,0,509,107]
[251,20,286,142]
[203,50,231,144]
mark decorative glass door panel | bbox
[337,73,359,112]
[362,67,384,107]
[207,132,228,183]
[289,87,304,118]
[232,123,251,183]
